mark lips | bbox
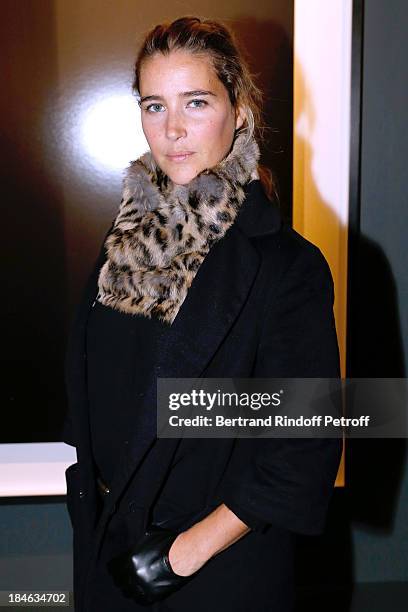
[166,152,195,162]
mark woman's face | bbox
[138,50,245,185]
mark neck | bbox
[96,131,260,324]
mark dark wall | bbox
[1,1,67,442]
[296,3,408,609]
[346,0,408,584]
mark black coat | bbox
[63,180,342,611]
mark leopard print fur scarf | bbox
[96,131,260,324]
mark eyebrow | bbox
[139,90,217,103]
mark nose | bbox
[165,110,187,141]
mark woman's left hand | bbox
[168,503,251,576]
[107,525,196,605]
[167,530,210,576]
[107,504,250,604]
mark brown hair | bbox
[132,16,276,201]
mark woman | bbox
[63,16,342,612]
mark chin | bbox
[165,167,201,185]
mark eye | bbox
[187,99,208,109]
[144,103,165,113]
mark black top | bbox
[86,300,169,485]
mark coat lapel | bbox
[82,181,282,562]
[109,180,281,499]
[102,221,262,513]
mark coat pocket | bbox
[65,462,79,528]
[100,504,148,563]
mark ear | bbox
[235,104,247,130]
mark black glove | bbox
[107,524,199,605]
